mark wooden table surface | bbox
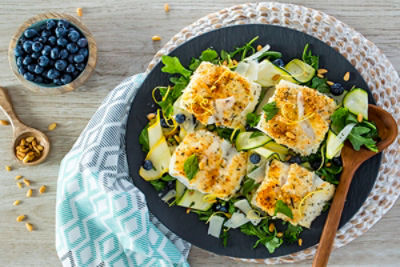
[0,0,399,266]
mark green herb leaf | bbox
[161,174,176,182]
[348,132,376,151]
[161,55,192,79]
[274,200,293,219]
[188,58,201,71]
[150,180,167,191]
[215,127,236,143]
[263,102,279,122]
[139,126,149,152]
[310,76,330,93]
[199,49,219,62]
[246,112,261,128]
[184,154,199,180]
[302,43,319,70]
[265,236,283,254]
[330,107,349,133]
[283,224,303,243]
[230,36,259,60]
[221,229,229,247]
[258,51,282,61]
[249,131,264,139]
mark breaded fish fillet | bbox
[169,129,247,199]
[180,62,261,129]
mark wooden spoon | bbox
[312,104,398,267]
[0,87,50,165]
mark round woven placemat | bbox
[146,2,400,264]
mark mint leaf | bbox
[263,102,279,122]
[310,76,330,93]
[161,55,192,78]
[139,126,149,152]
[283,224,303,243]
[246,112,261,127]
[184,154,199,180]
[302,43,319,70]
[199,49,218,62]
[274,200,293,219]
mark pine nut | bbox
[164,3,170,12]
[15,175,22,180]
[23,179,31,186]
[48,123,57,131]
[25,222,33,232]
[232,59,238,65]
[5,165,12,171]
[16,215,26,222]
[326,162,332,167]
[0,119,10,125]
[269,223,275,232]
[152,35,162,41]
[39,185,47,194]
[357,113,363,122]
[13,200,21,206]
[76,7,83,16]
[147,113,156,120]
[26,137,34,143]
[298,238,303,246]
[26,188,33,197]
[343,71,350,81]
[317,73,324,79]
[317,68,328,74]
[277,232,283,238]
[272,74,281,81]
[327,81,334,86]
[286,132,295,139]
[257,45,262,51]
[17,182,23,189]
[37,145,44,151]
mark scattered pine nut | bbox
[164,3,170,12]
[16,215,26,222]
[232,59,238,65]
[26,188,33,198]
[286,132,295,139]
[317,73,324,79]
[326,162,332,167]
[298,238,303,246]
[152,35,162,41]
[147,113,156,120]
[357,113,363,122]
[13,200,21,206]
[17,182,23,189]
[25,222,33,232]
[23,178,31,186]
[222,60,227,66]
[0,119,10,126]
[26,136,34,143]
[15,175,23,180]
[277,232,283,238]
[5,165,12,171]
[327,81,334,86]
[186,208,191,214]
[272,74,281,81]
[343,71,350,81]
[39,185,47,194]
[48,123,57,131]
[269,223,275,232]
[317,68,328,74]
[256,45,262,51]
[76,7,83,17]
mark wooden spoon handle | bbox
[0,87,22,128]
[312,165,358,267]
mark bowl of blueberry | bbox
[8,12,97,94]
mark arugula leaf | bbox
[283,224,303,243]
[330,107,348,133]
[345,113,358,124]
[188,58,201,71]
[310,76,330,93]
[215,127,236,143]
[199,49,219,62]
[302,43,319,70]
[230,36,259,60]
[246,112,261,128]
[258,51,282,61]
[150,180,167,191]
[183,154,199,180]
[265,236,283,254]
[192,209,214,221]
[139,126,149,152]
[221,229,229,247]
[240,220,283,253]
[161,174,176,182]
[322,202,331,212]
[220,50,229,61]
[274,200,293,219]
[263,102,279,122]
[351,126,371,136]
[241,177,260,202]
[348,132,376,151]
[161,55,192,78]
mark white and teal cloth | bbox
[56,74,191,267]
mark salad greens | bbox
[262,101,279,122]
[302,43,319,70]
[274,200,294,219]
[246,112,261,128]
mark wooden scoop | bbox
[312,104,398,267]
[0,87,50,165]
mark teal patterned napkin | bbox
[56,73,191,267]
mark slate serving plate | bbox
[125,24,381,259]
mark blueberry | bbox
[65,64,75,73]
[59,49,69,59]
[67,54,74,63]
[55,27,67,37]
[60,74,72,84]
[34,65,44,74]
[38,37,47,43]
[332,157,342,167]
[31,52,40,59]
[214,204,228,213]
[143,160,153,170]
[48,36,57,46]
[57,20,69,28]
[272,58,285,68]
[14,45,24,57]
[46,19,57,30]
[77,38,88,48]
[78,48,88,58]
[66,43,79,54]
[18,67,27,75]
[55,59,67,71]
[23,72,35,81]
[192,115,197,124]
[72,70,80,78]
[34,76,43,83]
[250,153,261,164]
[41,45,51,56]
[175,114,186,124]
[41,30,51,38]
[288,155,302,164]
[68,30,80,42]
[53,78,63,85]
[16,56,23,67]
[27,64,35,72]
[311,158,322,170]
[24,29,38,39]
[57,37,68,47]
[47,69,60,79]
[33,36,40,42]
[23,56,32,65]
[50,47,60,59]
[32,41,43,52]
[73,54,85,63]
[75,63,86,71]
[330,83,345,96]
[22,40,33,53]
[160,118,170,128]
[38,56,50,67]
